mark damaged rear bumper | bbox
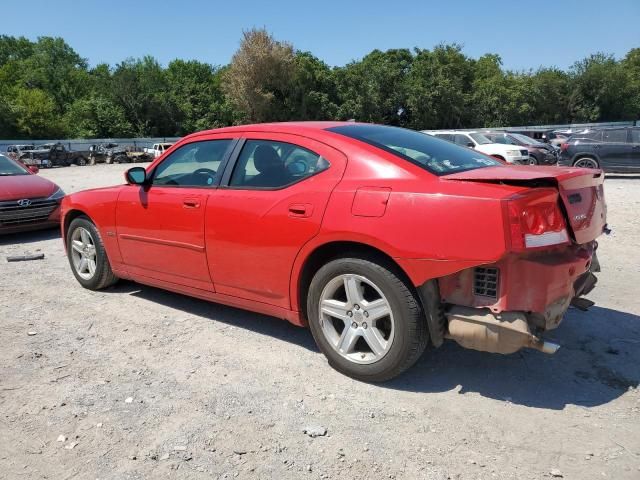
[424,243,599,355]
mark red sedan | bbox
[61,123,606,381]
[0,154,64,234]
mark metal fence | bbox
[0,137,181,153]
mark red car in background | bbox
[0,154,64,234]
[60,123,606,381]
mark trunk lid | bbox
[444,165,607,244]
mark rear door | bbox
[206,133,347,309]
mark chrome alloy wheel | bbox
[318,274,395,365]
[70,227,97,280]
[574,157,598,169]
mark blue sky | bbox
[2,0,639,70]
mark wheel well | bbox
[297,241,413,322]
[63,209,90,243]
[491,155,505,162]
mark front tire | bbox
[307,257,428,382]
[573,156,599,169]
[528,155,538,165]
[67,217,118,290]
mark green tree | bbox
[335,49,412,125]
[109,56,179,136]
[568,53,630,122]
[223,28,296,123]
[405,44,474,129]
[287,52,338,120]
[11,87,64,137]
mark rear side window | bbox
[230,140,329,189]
[602,129,627,143]
[328,124,502,175]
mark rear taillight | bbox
[506,189,570,250]
[560,143,569,151]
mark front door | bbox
[626,128,640,172]
[599,128,630,168]
[116,138,236,291]
[206,133,347,309]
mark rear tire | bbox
[67,217,118,290]
[307,257,428,382]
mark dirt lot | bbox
[1,164,639,480]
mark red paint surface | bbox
[60,122,607,326]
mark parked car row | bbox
[3,142,172,168]
[422,130,530,163]
[422,130,555,165]
[424,125,640,172]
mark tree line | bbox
[0,29,638,139]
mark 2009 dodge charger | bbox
[61,123,606,381]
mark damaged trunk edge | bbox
[420,169,606,356]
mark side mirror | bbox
[28,165,39,174]
[467,142,475,148]
[125,167,147,185]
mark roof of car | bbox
[188,121,355,138]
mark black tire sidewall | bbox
[307,258,423,381]
[66,217,110,290]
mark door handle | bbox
[288,203,313,218]
[183,199,200,208]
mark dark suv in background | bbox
[484,132,558,165]
[559,127,640,172]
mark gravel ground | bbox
[1,164,639,480]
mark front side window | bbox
[602,129,627,143]
[468,133,491,145]
[152,139,234,187]
[582,130,603,141]
[229,140,329,189]
[454,134,472,146]
[631,129,640,144]
[329,125,502,175]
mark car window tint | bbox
[454,134,470,146]
[329,125,502,175]
[602,129,626,143]
[582,131,603,141]
[229,140,329,189]
[631,129,640,144]
[152,139,233,187]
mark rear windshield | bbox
[327,124,502,175]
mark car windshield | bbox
[511,133,545,145]
[468,133,491,145]
[0,155,28,176]
[328,124,502,175]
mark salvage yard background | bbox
[0,164,638,480]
